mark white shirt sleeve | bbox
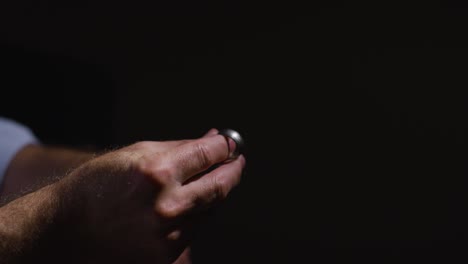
[0,117,39,183]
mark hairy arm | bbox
[0,130,243,264]
[0,145,93,199]
[0,145,92,263]
[0,177,77,263]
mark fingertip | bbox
[227,137,237,156]
[238,154,246,168]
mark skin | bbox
[0,145,94,201]
[0,129,244,263]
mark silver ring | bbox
[218,128,244,159]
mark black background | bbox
[1,1,468,263]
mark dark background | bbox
[1,2,468,263]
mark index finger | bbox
[160,135,236,182]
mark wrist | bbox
[0,178,86,263]
[1,145,95,198]
[57,171,90,258]
[26,175,88,263]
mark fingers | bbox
[164,128,217,150]
[203,128,218,137]
[155,140,193,152]
[165,155,245,215]
[160,135,233,182]
[137,129,245,218]
[130,128,218,155]
[192,155,244,208]
[185,155,244,200]
[172,248,192,264]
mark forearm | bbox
[0,179,77,263]
[1,145,94,198]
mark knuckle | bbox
[135,157,153,177]
[155,197,186,219]
[153,162,176,183]
[133,141,153,150]
[193,142,212,169]
[178,139,191,145]
[211,174,228,201]
[135,155,174,185]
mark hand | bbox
[173,248,192,264]
[62,129,245,263]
